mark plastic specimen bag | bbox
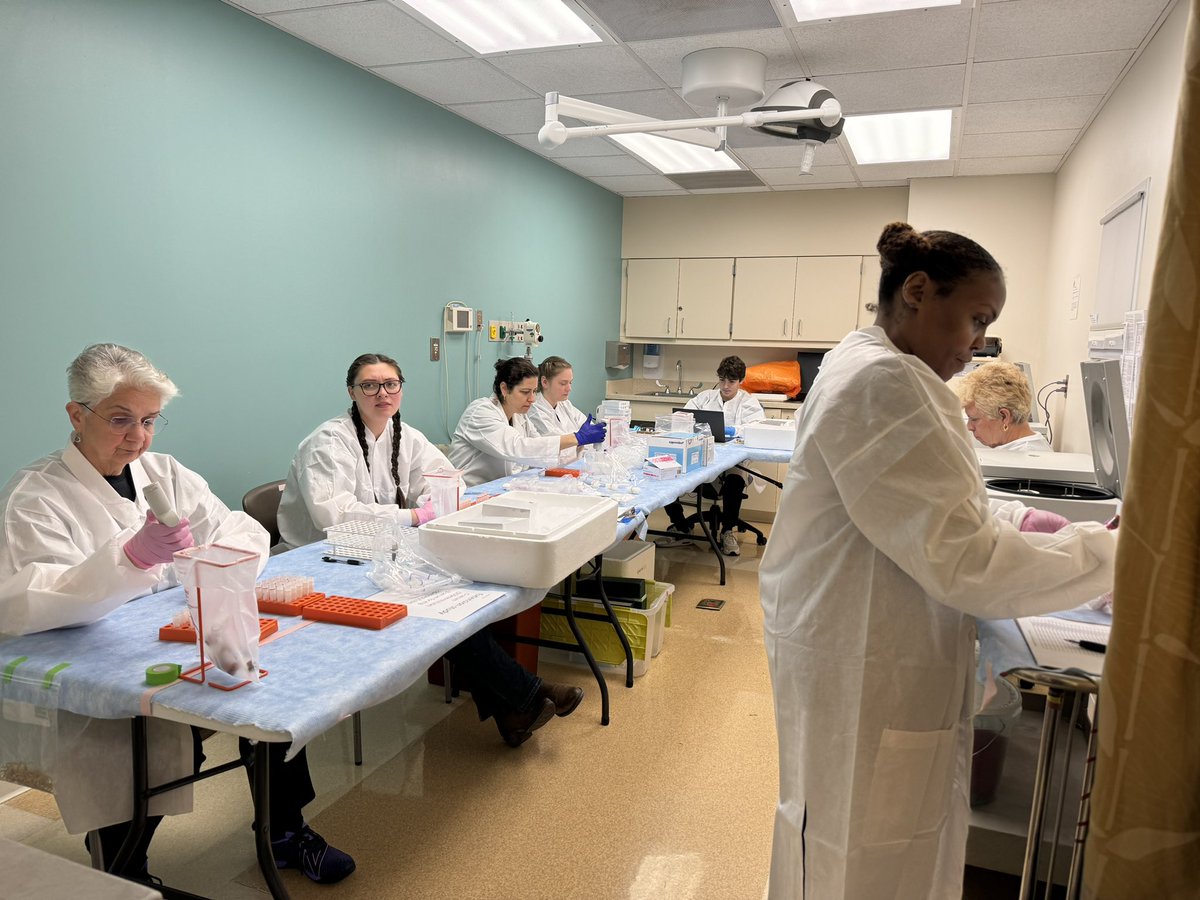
[369,525,466,599]
[175,544,263,682]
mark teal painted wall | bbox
[0,0,622,504]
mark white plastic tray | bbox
[418,492,618,589]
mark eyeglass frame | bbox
[354,379,404,396]
[79,402,167,434]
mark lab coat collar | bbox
[62,441,148,526]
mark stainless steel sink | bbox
[637,391,682,397]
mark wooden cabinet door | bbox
[677,258,734,340]
[624,258,679,339]
[792,256,862,342]
[731,257,798,341]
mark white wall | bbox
[907,175,1057,388]
[1041,1,1188,451]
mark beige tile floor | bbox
[2,516,1020,898]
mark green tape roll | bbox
[145,663,181,686]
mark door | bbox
[677,258,734,340]
[624,258,679,339]
[792,256,862,342]
[731,257,798,341]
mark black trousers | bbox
[446,628,542,722]
[664,473,747,532]
[90,726,315,878]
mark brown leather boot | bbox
[494,697,555,748]
[538,681,584,718]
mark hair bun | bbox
[876,221,925,258]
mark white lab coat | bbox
[277,414,451,548]
[684,388,767,426]
[448,397,562,487]
[996,432,1053,453]
[527,394,587,465]
[0,442,268,833]
[758,327,1116,899]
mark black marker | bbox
[1068,639,1107,653]
[321,556,363,566]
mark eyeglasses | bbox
[355,380,403,396]
[80,403,167,434]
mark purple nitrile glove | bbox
[124,510,194,569]
[1020,508,1071,534]
[413,501,437,526]
[574,414,607,447]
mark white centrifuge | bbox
[980,360,1129,523]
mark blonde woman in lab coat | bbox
[449,357,605,487]
[0,345,355,885]
[955,360,1053,452]
[279,352,584,745]
[759,224,1117,899]
[527,356,589,457]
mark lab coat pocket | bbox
[862,726,956,845]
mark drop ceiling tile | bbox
[771,181,860,191]
[509,134,626,157]
[733,142,846,168]
[852,160,956,180]
[960,129,1078,158]
[791,7,972,75]
[970,52,1133,104]
[488,45,662,95]
[964,96,1102,134]
[448,98,547,135]
[573,89,698,121]
[585,0,782,42]
[267,1,467,67]
[552,155,656,177]
[227,0,358,13]
[958,155,1063,176]
[627,29,804,88]
[622,190,692,196]
[757,164,856,185]
[975,0,1170,61]
[820,66,965,114]
[590,173,682,192]
[371,59,536,104]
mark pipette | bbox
[144,481,180,526]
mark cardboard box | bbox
[647,432,705,473]
[743,419,798,451]
[642,454,682,479]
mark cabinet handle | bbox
[665,317,671,335]
[680,317,685,334]
[795,318,803,338]
[782,318,788,336]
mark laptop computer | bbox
[673,406,727,442]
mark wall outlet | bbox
[429,337,440,362]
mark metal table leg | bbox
[693,488,725,585]
[561,568,610,725]
[251,741,290,900]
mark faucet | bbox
[676,360,684,394]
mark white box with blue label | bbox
[647,432,705,473]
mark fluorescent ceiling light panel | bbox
[611,134,740,174]
[843,109,952,165]
[401,0,602,54]
[787,0,960,23]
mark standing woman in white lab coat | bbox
[527,356,588,438]
[758,224,1117,899]
[0,344,354,885]
[449,357,606,487]
[278,352,585,746]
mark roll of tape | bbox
[145,662,181,686]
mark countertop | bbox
[603,390,801,413]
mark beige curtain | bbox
[1084,2,1200,896]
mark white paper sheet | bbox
[1016,616,1110,674]
[388,587,505,622]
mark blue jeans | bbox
[447,629,542,721]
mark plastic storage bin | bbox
[601,539,655,581]
[539,580,674,677]
[418,492,617,589]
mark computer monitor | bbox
[673,407,727,442]
[796,350,827,400]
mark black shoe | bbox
[495,697,556,747]
[272,824,356,884]
[538,681,584,717]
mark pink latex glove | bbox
[124,510,194,569]
[1020,508,1071,534]
[412,501,437,526]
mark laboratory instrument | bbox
[144,481,180,526]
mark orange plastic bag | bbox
[743,360,802,396]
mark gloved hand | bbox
[1105,514,1120,530]
[124,510,194,569]
[574,414,607,447]
[1021,508,1071,534]
[412,501,437,526]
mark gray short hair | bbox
[67,344,179,407]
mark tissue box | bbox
[647,433,705,473]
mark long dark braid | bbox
[346,353,407,508]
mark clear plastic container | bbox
[174,544,263,682]
[424,467,464,518]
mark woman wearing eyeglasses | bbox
[0,343,354,885]
[278,352,584,747]
[277,352,450,549]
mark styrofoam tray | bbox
[418,491,618,589]
[743,419,798,451]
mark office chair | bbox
[679,477,768,546]
[241,480,285,550]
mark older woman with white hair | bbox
[0,344,354,885]
[954,361,1051,452]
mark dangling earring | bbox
[72,431,82,444]
[1002,424,1009,432]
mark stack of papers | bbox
[1016,616,1110,675]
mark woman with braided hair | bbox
[279,353,582,747]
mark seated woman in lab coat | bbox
[527,355,588,439]
[278,353,583,747]
[449,357,606,487]
[0,344,354,885]
[954,360,1052,451]
[758,224,1117,900]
